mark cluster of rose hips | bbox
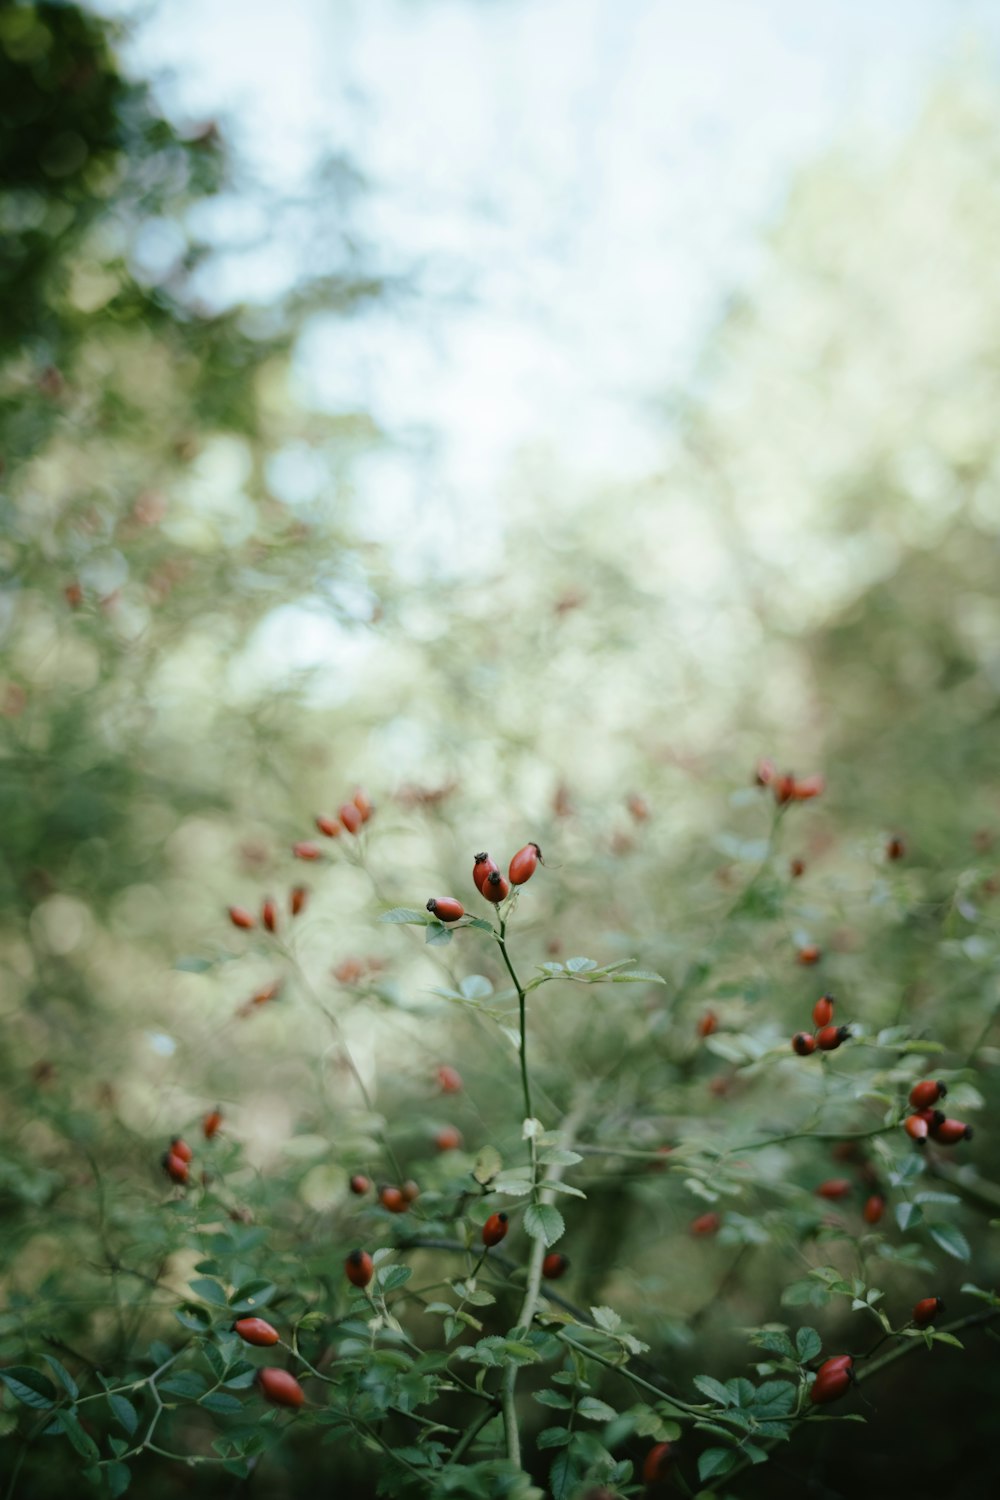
[292,786,375,862]
[810,1297,945,1407]
[227,886,309,934]
[425,843,544,924]
[159,1111,224,1185]
[791,993,850,1056]
[902,1079,972,1147]
[349,1174,421,1213]
[755,758,825,805]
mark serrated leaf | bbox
[895,1203,923,1232]
[426,922,453,946]
[577,1397,618,1422]
[43,1356,78,1401]
[534,1389,573,1409]
[929,1223,971,1261]
[106,1460,132,1497]
[538,1149,584,1167]
[378,908,430,924]
[108,1394,138,1436]
[377,1266,412,1293]
[590,1306,621,1333]
[699,1447,737,1482]
[201,1391,244,1414]
[473,1145,503,1185]
[610,968,666,984]
[795,1327,822,1362]
[229,1279,277,1312]
[538,1425,572,1448]
[0,1367,56,1409]
[693,1375,733,1406]
[58,1409,100,1461]
[524,1203,565,1246]
[190,1278,230,1307]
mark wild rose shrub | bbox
[2,778,999,1500]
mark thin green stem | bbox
[496,917,532,1127]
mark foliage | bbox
[3,8,1000,1499]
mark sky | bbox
[92,0,1000,680]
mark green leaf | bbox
[460,975,494,1000]
[159,1371,208,1400]
[699,1447,738,1482]
[534,1389,573,1409]
[929,1224,971,1261]
[377,1265,412,1293]
[378,908,430,924]
[610,968,666,984]
[201,1391,244,1414]
[565,956,598,973]
[174,955,214,973]
[795,1327,822,1362]
[577,1397,618,1422]
[473,1146,503,1185]
[895,1203,923,1232]
[106,1462,132,1498]
[0,1367,56,1409]
[538,1425,572,1448]
[426,922,453,946]
[43,1355,78,1401]
[749,1329,795,1358]
[229,1279,277,1312]
[590,1306,621,1333]
[190,1278,230,1307]
[693,1375,733,1406]
[58,1409,100,1461]
[108,1394,138,1436]
[538,1149,584,1167]
[524,1203,565,1247]
[750,1381,797,1418]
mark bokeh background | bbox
[3,2,1000,1496]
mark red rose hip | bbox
[909,1079,947,1111]
[913,1296,944,1327]
[257,1368,304,1408]
[482,1212,509,1247]
[426,897,464,923]
[508,843,542,885]
[345,1249,374,1288]
[542,1252,569,1279]
[234,1317,280,1346]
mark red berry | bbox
[690,1212,721,1236]
[161,1151,189,1185]
[810,1355,853,1404]
[202,1109,223,1140]
[913,1296,944,1328]
[790,857,806,878]
[697,1010,718,1038]
[929,1117,973,1146]
[792,1032,817,1056]
[863,1194,885,1225]
[542,1252,569,1280]
[904,1114,930,1144]
[480,869,509,903]
[400,1179,421,1204]
[257,1368,304,1408]
[349,1173,370,1195]
[292,841,322,861]
[437,1064,463,1094]
[817,1024,850,1051]
[379,1185,407,1214]
[774,772,797,805]
[234,1317,279,1346]
[435,1126,462,1152]
[482,1212,509,1247]
[170,1137,193,1163]
[790,773,825,801]
[909,1079,947,1111]
[261,898,278,934]
[339,803,363,835]
[797,944,822,966]
[812,993,835,1027]
[227,905,256,930]
[290,885,309,917]
[816,1178,851,1200]
[426,897,465,923]
[508,843,542,885]
[887,835,906,861]
[642,1441,673,1483]
[315,814,341,837]
[472,852,498,892]
[353,788,374,822]
[64,581,84,608]
[345,1249,374,1288]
